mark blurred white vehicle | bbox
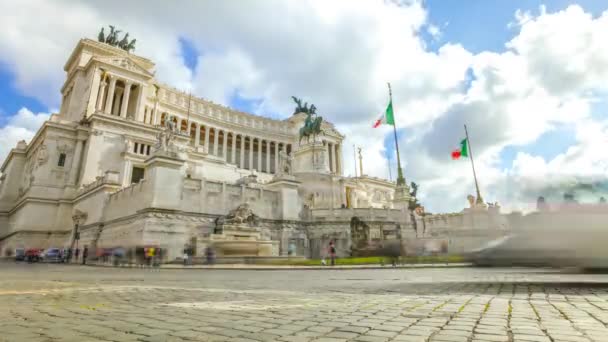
[466,204,608,270]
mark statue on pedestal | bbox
[292,96,324,145]
[277,150,293,177]
[467,194,476,208]
[155,115,177,153]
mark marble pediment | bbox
[96,56,154,77]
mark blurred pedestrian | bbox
[329,241,336,266]
[82,246,88,265]
[146,247,155,267]
[205,246,214,265]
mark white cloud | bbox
[0,108,50,163]
[396,5,608,213]
[0,2,607,213]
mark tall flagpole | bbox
[388,83,405,186]
[464,124,484,205]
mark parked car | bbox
[112,247,126,266]
[42,248,63,263]
[25,248,43,262]
[14,248,25,261]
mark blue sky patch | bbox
[424,0,605,54]
[498,125,578,170]
[0,67,46,124]
[178,37,199,72]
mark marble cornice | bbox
[65,38,154,73]
[89,113,160,136]
[93,58,154,81]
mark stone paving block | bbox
[511,334,551,342]
[138,334,187,342]
[229,338,262,342]
[366,330,399,338]
[307,326,336,333]
[235,325,266,333]
[131,328,173,337]
[238,332,282,341]
[390,335,426,342]
[353,336,390,342]
[437,329,471,336]
[548,335,591,342]
[473,333,510,342]
[295,331,325,338]
[337,325,369,334]
[278,336,313,342]
[474,328,508,335]
[430,334,469,342]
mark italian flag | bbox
[373,100,395,128]
[451,138,469,160]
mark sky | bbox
[1,0,607,213]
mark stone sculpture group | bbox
[98,25,136,52]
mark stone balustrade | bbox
[76,171,121,198]
[309,207,408,223]
[157,86,290,134]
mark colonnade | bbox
[324,141,341,174]
[156,114,292,174]
[95,72,144,121]
[95,73,342,175]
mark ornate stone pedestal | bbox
[208,224,277,257]
[205,203,278,257]
[144,153,185,210]
[392,183,412,210]
[293,141,328,174]
[266,176,301,220]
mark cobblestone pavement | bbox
[3,264,608,342]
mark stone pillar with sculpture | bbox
[290,96,331,174]
[69,209,88,263]
[267,146,301,221]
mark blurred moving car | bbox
[466,207,608,270]
[465,234,569,267]
[42,248,63,263]
[25,248,43,262]
[14,248,25,261]
[112,247,126,266]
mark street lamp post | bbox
[70,210,87,263]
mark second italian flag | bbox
[373,100,395,128]
[452,138,469,160]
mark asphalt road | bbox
[2,263,608,342]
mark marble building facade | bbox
[0,38,427,260]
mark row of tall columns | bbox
[158,115,303,175]
[185,124,290,174]
[240,136,245,168]
[103,76,117,114]
[97,74,142,119]
[326,142,342,175]
[119,80,132,118]
[249,140,253,170]
[231,134,237,164]
[213,128,219,155]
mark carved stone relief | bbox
[36,144,49,166]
